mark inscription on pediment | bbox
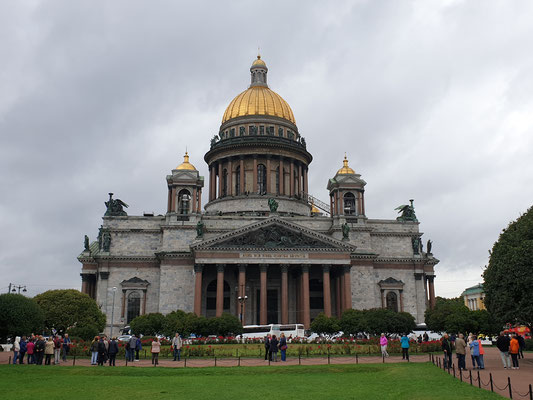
[212,226,335,249]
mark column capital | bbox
[301,264,310,273]
[99,271,109,280]
[414,272,423,280]
[426,275,435,283]
[217,264,225,273]
[280,264,289,273]
[322,265,331,273]
[194,264,204,273]
[238,264,247,273]
[343,265,352,273]
[80,273,92,282]
[259,264,268,272]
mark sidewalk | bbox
[1,347,530,399]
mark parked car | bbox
[118,335,132,342]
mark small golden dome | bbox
[222,86,295,124]
[337,154,355,175]
[251,54,266,68]
[176,152,197,171]
[311,203,320,214]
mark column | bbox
[216,264,225,317]
[228,158,233,196]
[334,192,338,215]
[339,272,345,314]
[197,189,202,213]
[380,289,385,308]
[339,190,344,215]
[322,265,332,317]
[239,157,245,195]
[266,156,271,194]
[171,187,176,212]
[424,276,429,305]
[289,160,295,197]
[260,264,268,325]
[330,195,334,216]
[238,264,246,325]
[80,273,89,295]
[193,264,203,316]
[361,193,365,215]
[281,264,289,324]
[217,162,223,199]
[302,265,310,329]
[142,289,147,315]
[167,187,172,213]
[253,156,258,194]
[399,289,404,312]
[279,157,285,195]
[121,289,126,319]
[335,274,341,317]
[343,266,352,310]
[192,187,197,213]
[209,165,215,201]
[298,163,302,196]
[303,167,308,194]
[428,276,436,309]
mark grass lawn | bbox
[0,363,501,400]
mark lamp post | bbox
[8,283,27,294]
[237,284,248,325]
[109,287,117,339]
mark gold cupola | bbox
[221,55,295,124]
[337,154,355,175]
[176,152,197,171]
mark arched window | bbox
[222,169,228,197]
[344,192,357,215]
[127,291,141,323]
[257,164,267,194]
[178,189,191,214]
[235,166,241,195]
[206,280,231,312]
[386,291,398,312]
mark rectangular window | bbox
[268,126,274,135]
[230,128,235,137]
[260,125,265,135]
[239,126,245,136]
[278,127,284,137]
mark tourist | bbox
[496,331,511,369]
[19,336,27,364]
[62,333,71,361]
[108,337,118,366]
[12,336,20,365]
[517,335,525,359]
[44,337,54,365]
[172,333,182,361]
[97,337,107,366]
[26,337,35,364]
[53,335,62,365]
[400,334,410,361]
[467,333,475,367]
[509,334,520,370]
[423,332,429,342]
[455,333,467,370]
[135,335,142,361]
[441,334,452,369]
[151,337,161,365]
[128,335,137,362]
[279,333,288,362]
[380,333,389,358]
[468,336,480,369]
[270,335,279,362]
[264,334,271,361]
[35,336,45,365]
[90,336,99,365]
[477,337,485,369]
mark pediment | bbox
[193,217,355,252]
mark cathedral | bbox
[79,56,438,333]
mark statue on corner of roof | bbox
[84,235,90,251]
[104,193,129,217]
[395,199,418,222]
[268,198,279,213]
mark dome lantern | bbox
[250,54,268,87]
[176,151,197,171]
[337,154,355,175]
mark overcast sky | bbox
[1,0,532,300]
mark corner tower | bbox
[166,152,204,215]
[204,55,313,215]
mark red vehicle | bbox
[504,325,531,339]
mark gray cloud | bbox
[1,0,532,299]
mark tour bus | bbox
[239,324,305,341]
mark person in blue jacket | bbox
[469,336,480,369]
[400,334,410,361]
[135,336,142,361]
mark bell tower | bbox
[327,155,366,218]
[166,152,204,215]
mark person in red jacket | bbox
[509,334,520,370]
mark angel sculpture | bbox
[395,199,418,222]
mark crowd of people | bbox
[264,333,288,362]
[11,334,72,365]
[440,331,526,371]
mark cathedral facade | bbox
[79,56,438,333]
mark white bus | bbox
[239,324,305,341]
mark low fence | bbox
[430,354,533,400]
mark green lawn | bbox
[0,363,501,400]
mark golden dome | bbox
[222,86,295,124]
[176,152,197,171]
[311,203,320,214]
[337,154,355,175]
[251,54,266,68]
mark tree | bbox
[310,313,340,335]
[425,297,488,334]
[0,294,44,342]
[130,313,165,336]
[33,289,105,337]
[208,313,243,336]
[483,206,533,329]
[340,309,367,335]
